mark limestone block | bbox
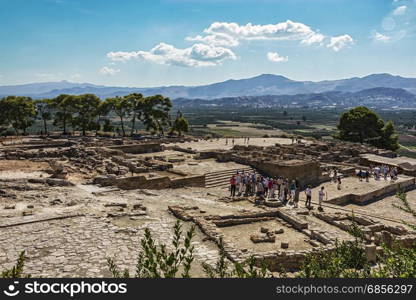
[365,244,377,263]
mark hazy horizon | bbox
[1,72,415,89]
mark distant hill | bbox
[173,87,416,109]
[1,73,416,100]
[0,81,104,97]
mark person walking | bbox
[305,185,312,209]
[230,175,236,197]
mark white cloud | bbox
[99,66,120,75]
[186,33,240,47]
[393,5,407,15]
[372,31,391,42]
[107,42,236,67]
[187,20,327,47]
[267,52,288,62]
[106,20,353,67]
[107,51,139,62]
[300,33,325,45]
[326,35,354,52]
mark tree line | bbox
[0,93,189,137]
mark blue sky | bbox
[0,0,415,87]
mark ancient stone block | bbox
[250,234,275,243]
[365,244,377,263]
[260,227,269,233]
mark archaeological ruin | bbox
[0,135,415,277]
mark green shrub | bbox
[107,221,195,278]
[1,251,30,278]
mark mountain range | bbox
[1,73,416,100]
[174,87,416,109]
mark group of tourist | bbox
[356,165,398,182]
[225,137,250,145]
[227,163,400,212]
[229,172,327,211]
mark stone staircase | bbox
[205,167,254,188]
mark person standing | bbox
[268,178,274,199]
[263,177,268,197]
[357,169,363,182]
[337,176,342,190]
[332,168,338,183]
[235,172,241,196]
[294,178,300,208]
[283,181,289,205]
[277,177,282,197]
[230,175,236,197]
[289,180,296,202]
[305,185,312,209]
[375,166,380,180]
[246,177,251,196]
[318,186,327,211]
[256,179,264,198]
[241,174,245,196]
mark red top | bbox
[230,177,236,185]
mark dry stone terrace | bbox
[0,135,415,276]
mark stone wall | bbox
[94,174,205,190]
[168,204,416,272]
[359,154,416,176]
[170,175,205,188]
[106,143,163,154]
[255,160,321,187]
[168,206,333,271]
[169,146,197,154]
[327,177,416,205]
